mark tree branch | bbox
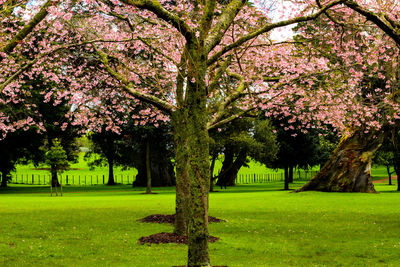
[204,0,246,53]
[207,0,345,66]
[343,0,400,45]
[119,0,195,42]
[93,45,174,114]
[208,69,247,127]
[207,107,256,130]
[1,0,58,54]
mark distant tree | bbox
[0,129,43,187]
[374,139,395,185]
[267,117,323,190]
[211,117,278,189]
[45,139,70,186]
[130,124,175,193]
[84,129,129,185]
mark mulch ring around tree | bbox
[138,214,225,224]
[138,232,219,245]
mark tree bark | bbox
[50,167,59,187]
[209,152,217,192]
[172,111,190,236]
[0,172,7,188]
[289,165,294,183]
[216,149,247,187]
[297,130,384,193]
[394,164,400,191]
[107,156,115,185]
[284,166,289,190]
[386,165,392,185]
[146,139,152,194]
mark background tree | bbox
[0,128,42,187]
[373,139,395,185]
[263,117,322,190]
[130,124,175,192]
[45,138,70,186]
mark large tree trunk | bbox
[145,139,152,194]
[216,149,247,187]
[172,111,190,236]
[185,105,210,266]
[297,130,384,192]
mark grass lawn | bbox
[1,182,399,266]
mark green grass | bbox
[1,182,399,266]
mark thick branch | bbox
[208,70,247,127]
[207,0,344,65]
[94,46,174,114]
[205,0,246,53]
[119,0,195,42]
[207,107,256,130]
[1,0,58,54]
[200,0,216,41]
[1,38,137,93]
[208,55,232,94]
[344,0,400,45]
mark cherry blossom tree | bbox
[2,0,373,266]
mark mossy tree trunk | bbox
[171,41,210,266]
[172,110,190,236]
[297,130,384,192]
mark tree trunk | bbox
[284,166,289,190]
[172,111,190,236]
[50,167,59,187]
[390,128,400,191]
[297,130,384,193]
[289,165,294,183]
[185,108,210,267]
[209,153,217,192]
[107,156,115,185]
[0,172,7,188]
[387,165,392,185]
[217,149,247,187]
[146,139,152,194]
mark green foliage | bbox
[45,139,70,174]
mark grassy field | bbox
[1,182,399,266]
